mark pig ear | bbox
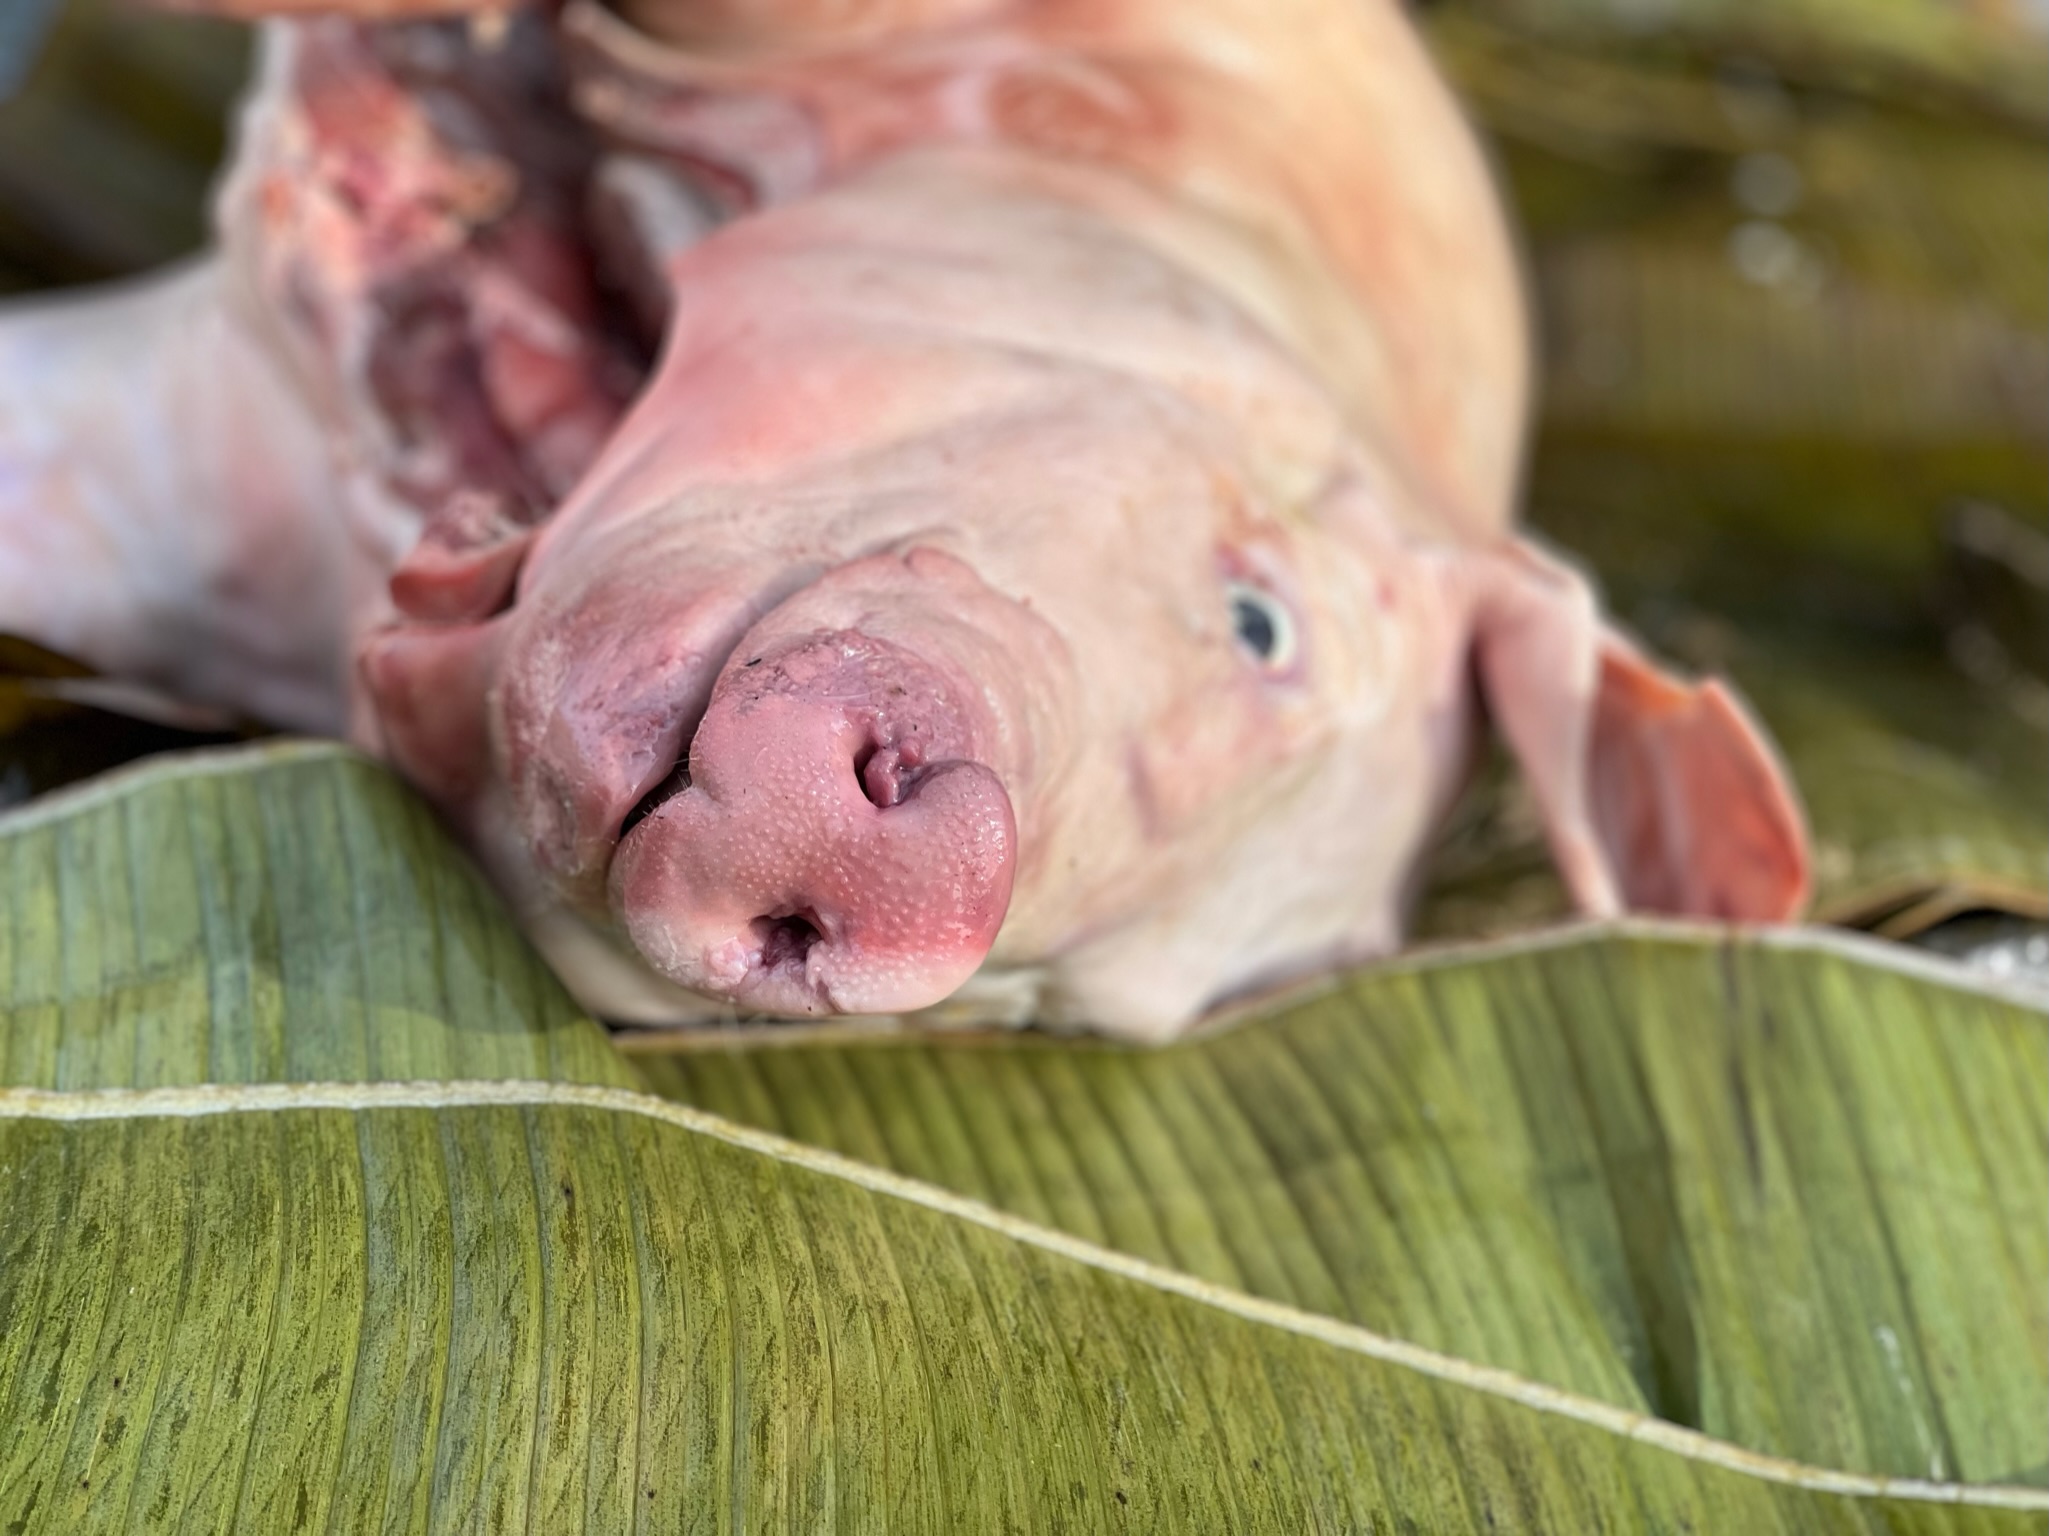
[363,496,535,804]
[1469,541,1810,923]
[358,618,505,807]
[389,493,538,624]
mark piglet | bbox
[0,0,1808,1039]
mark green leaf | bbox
[3,745,2043,1531]
[1433,0,2049,137]
[0,636,249,815]
[1410,13,2049,936]
[637,925,2049,1490]
[0,0,247,292]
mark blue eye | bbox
[1226,581,1297,671]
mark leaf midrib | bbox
[3,1074,2040,1514]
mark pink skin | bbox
[375,183,1485,1031]
[613,622,1017,1014]
[0,2,1810,1038]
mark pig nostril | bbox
[756,911,824,972]
[852,740,890,809]
[621,760,691,838]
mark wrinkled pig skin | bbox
[0,0,1810,1039]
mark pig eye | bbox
[1227,581,1297,671]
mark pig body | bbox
[0,1,1808,1038]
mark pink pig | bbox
[0,0,1808,1038]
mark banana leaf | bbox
[1414,4,2049,938]
[1408,446,2049,938]
[1437,0,2049,130]
[0,0,64,100]
[3,743,2044,1530]
[0,0,245,293]
[0,636,246,813]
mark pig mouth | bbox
[619,757,694,837]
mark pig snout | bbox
[609,631,1018,1015]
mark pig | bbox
[0,0,1809,1040]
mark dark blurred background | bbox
[1,0,2043,958]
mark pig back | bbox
[564,0,1528,542]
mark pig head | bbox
[348,39,1809,1034]
[0,1,1809,1040]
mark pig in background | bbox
[0,0,1808,1040]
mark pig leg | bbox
[0,262,361,731]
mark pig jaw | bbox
[609,630,1018,1015]
[1031,673,1463,1043]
